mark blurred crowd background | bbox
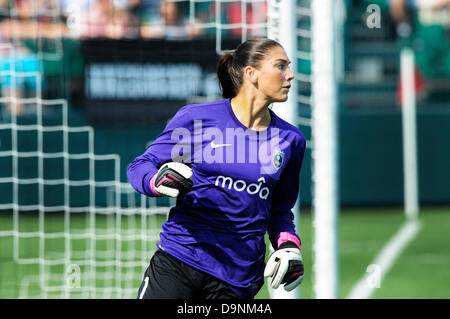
[0,0,448,108]
[0,0,267,40]
[352,0,449,107]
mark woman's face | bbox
[254,46,295,103]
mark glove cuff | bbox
[149,173,162,196]
[277,232,301,251]
[278,241,299,250]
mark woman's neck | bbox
[230,93,272,131]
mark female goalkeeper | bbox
[128,38,306,299]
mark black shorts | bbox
[137,250,241,299]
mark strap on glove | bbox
[149,162,193,197]
[264,241,304,291]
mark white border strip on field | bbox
[347,219,421,299]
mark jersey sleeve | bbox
[127,106,193,196]
[267,135,306,250]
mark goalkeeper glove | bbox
[149,162,193,197]
[264,241,304,291]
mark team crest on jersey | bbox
[272,150,284,170]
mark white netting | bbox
[0,3,174,298]
[0,47,172,297]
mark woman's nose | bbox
[286,67,295,81]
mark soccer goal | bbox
[0,3,173,298]
[0,44,171,299]
[0,0,339,299]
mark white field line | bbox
[347,219,421,299]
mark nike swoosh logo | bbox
[210,141,232,149]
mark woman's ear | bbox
[243,66,258,85]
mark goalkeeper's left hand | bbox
[264,241,304,291]
[149,162,193,197]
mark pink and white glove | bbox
[264,234,304,291]
[149,162,193,197]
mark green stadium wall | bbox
[1,109,449,209]
[94,108,450,207]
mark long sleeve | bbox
[267,136,306,250]
[126,99,309,294]
[127,106,193,196]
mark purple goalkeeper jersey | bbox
[127,98,306,297]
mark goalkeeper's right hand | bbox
[149,162,193,197]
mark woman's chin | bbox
[267,92,289,104]
[274,95,289,103]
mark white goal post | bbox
[400,47,419,220]
[310,0,339,299]
[267,0,300,299]
[268,0,341,299]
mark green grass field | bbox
[1,206,449,299]
[257,206,450,299]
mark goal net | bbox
[0,58,170,299]
[0,1,174,298]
